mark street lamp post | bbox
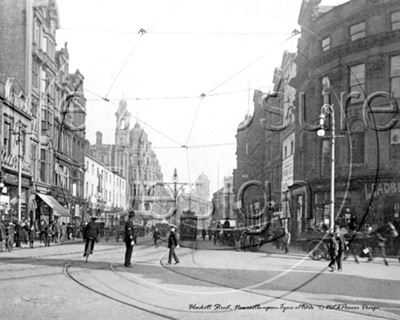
[150,169,192,225]
[317,77,335,231]
[17,123,22,222]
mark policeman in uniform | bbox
[124,211,136,267]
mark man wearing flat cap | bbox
[124,211,136,267]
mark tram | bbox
[180,210,197,241]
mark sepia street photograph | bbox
[0,0,399,319]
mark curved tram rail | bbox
[56,237,398,320]
[64,260,178,320]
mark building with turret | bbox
[91,100,163,215]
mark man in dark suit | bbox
[83,216,99,256]
[168,226,180,265]
[124,211,136,267]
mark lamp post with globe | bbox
[317,77,335,231]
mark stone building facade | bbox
[0,0,87,224]
[84,154,126,222]
[268,51,297,233]
[233,90,269,227]
[91,100,164,214]
[292,0,400,234]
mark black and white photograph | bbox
[0,0,400,319]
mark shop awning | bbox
[37,193,70,217]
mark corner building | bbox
[292,0,400,233]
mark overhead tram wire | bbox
[84,87,183,147]
[152,142,235,149]
[181,28,301,173]
[204,28,301,97]
[182,28,301,143]
[58,27,291,37]
[185,94,206,146]
[85,29,300,150]
[85,85,275,102]
[103,0,186,99]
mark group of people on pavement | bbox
[0,220,35,249]
[0,218,83,251]
[37,219,70,247]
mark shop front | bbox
[0,77,33,222]
[0,170,31,222]
[35,186,71,224]
[363,178,400,227]
[312,178,361,229]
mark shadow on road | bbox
[1,251,399,302]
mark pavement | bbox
[0,236,399,320]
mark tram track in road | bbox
[156,246,399,319]
[0,241,158,284]
[64,261,179,320]
[99,245,399,319]
[105,244,400,319]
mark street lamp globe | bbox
[317,128,326,137]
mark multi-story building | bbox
[292,0,400,234]
[211,176,236,226]
[51,43,87,222]
[84,154,127,221]
[233,90,270,227]
[91,99,164,215]
[268,51,297,233]
[0,0,86,225]
[0,79,33,222]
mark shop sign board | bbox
[0,145,32,175]
[364,181,400,199]
[281,155,294,192]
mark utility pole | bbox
[173,168,178,209]
[17,122,22,222]
[157,168,192,225]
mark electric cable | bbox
[103,0,186,99]
[205,29,301,96]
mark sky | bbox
[56,0,349,195]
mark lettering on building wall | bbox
[0,145,32,175]
[4,78,31,116]
[365,182,400,199]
